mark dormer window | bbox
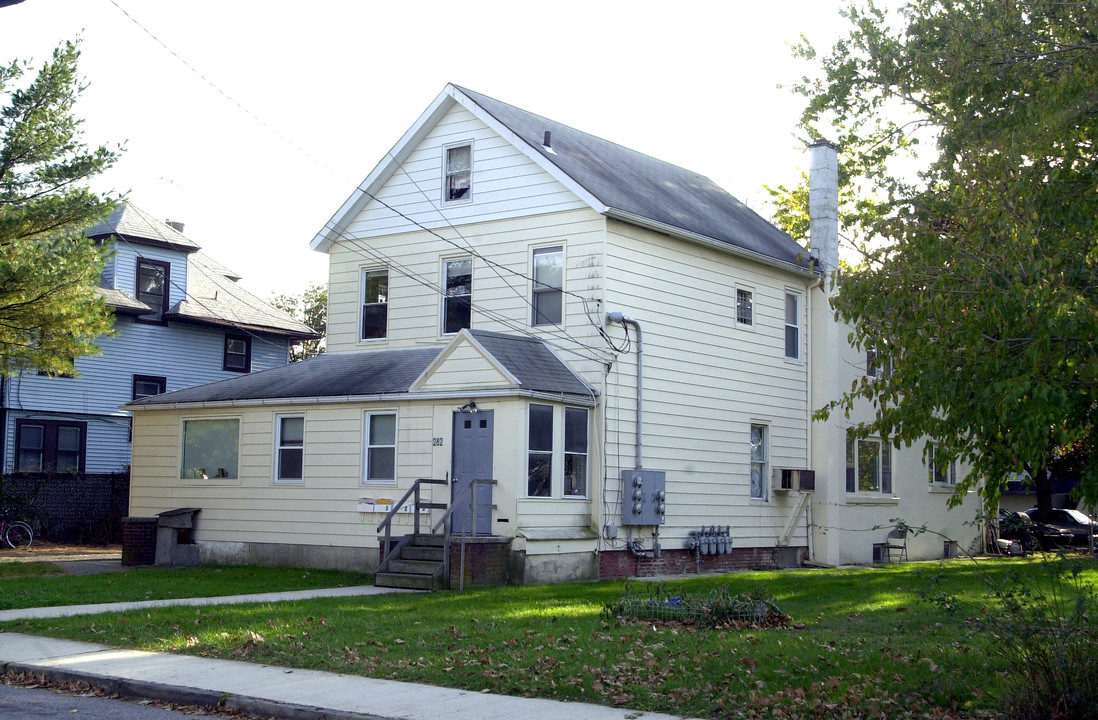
[136,259,169,323]
[444,143,472,202]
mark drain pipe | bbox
[607,311,643,469]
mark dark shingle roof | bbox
[132,331,595,407]
[455,86,810,270]
[468,330,593,398]
[86,203,199,251]
[132,347,444,406]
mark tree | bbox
[780,0,1098,510]
[270,283,326,361]
[1,40,119,376]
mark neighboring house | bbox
[127,86,981,582]
[0,203,319,475]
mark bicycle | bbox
[0,518,33,549]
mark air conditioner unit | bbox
[772,468,815,493]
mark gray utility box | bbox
[620,469,666,526]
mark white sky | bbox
[1,0,856,300]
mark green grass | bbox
[0,565,370,609]
[6,556,1094,718]
[0,562,67,579]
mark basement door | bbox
[450,410,494,535]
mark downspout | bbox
[0,376,5,473]
[606,312,642,469]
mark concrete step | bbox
[386,558,442,576]
[374,572,438,591]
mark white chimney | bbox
[808,140,839,275]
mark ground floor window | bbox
[527,404,553,497]
[15,419,86,473]
[364,412,396,484]
[182,418,239,479]
[928,444,957,485]
[750,423,768,500]
[846,432,892,493]
[275,415,305,483]
[564,407,588,497]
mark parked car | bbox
[999,509,1072,551]
[1025,508,1098,547]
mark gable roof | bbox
[86,202,199,252]
[312,84,812,274]
[130,330,594,408]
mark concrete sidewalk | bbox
[0,585,405,622]
[0,633,697,720]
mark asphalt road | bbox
[0,683,232,719]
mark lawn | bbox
[2,556,1095,719]
[0,565,370,609]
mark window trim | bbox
[563,407,589,498]
[928,444,957,486]
[181,417,241,481]
[846,432,893,494]
[527,403,554,498]
[132,374,167,400]
[441,256,472,335]
[442,141,473,204]
[360,266,389,342]
[750,422,769,501]
[735,286,754,329]
[223,334,252,373]
[784,291,802,361]
[363,410,398,485]
[135,258,170,324]
[531,245,564,327]
[274,414,305,484]
[14,419,86,473]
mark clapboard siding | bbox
[347,105,586,239]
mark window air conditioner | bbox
[772,468,815,492]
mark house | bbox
[0,203,319,476]
[126,86,981,583]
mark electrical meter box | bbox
[620,469,666,526]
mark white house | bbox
[126,86,981,585]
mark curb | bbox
[4,661,387,720]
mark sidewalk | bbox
[0,592,699,720]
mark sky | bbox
[1,0,858,300]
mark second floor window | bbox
[444,143,472,202]
[736,288,753,327]
[532,246,563,326]
[132,374,167,400]
[15,420,85,473]
[443,257,472,334]
[784,292,801,360]
[223,334,251,372]
[750,423,768,500]
[361,268,388,340]
[136,259,169,322]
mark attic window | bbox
[444,143,472,202]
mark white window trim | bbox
[846,434,894,495]
[563,406,589,499]
[784,290,802,361]
[360,266,388,343]
[531,244,565,328]
[180,416,241,485]
[442,141,473,205]
[363,410,398,486]
[440,255,473,336]
[273,414,305,485]
[749,422,769,502]
[928,444,958,486]
[735,285,755,330]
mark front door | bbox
[451,410,494,535]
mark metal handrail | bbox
[376,478,447,571]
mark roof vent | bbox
[166,220,185,233]
[542,130,556,155]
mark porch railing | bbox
[432,478,496,591]
[375,478,447,572]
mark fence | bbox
[0,471,129,544]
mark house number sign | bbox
[432,437,444,446]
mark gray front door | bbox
[451,410,493,535]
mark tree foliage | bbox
[0,40,119,376]
[270,282,327,361]
[784,0,1098,508]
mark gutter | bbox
[125,387,599,412]
[0,376,5,473]
[604,208,820,279]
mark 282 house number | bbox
[432,437,444,447]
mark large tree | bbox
[0,40,119,376]
[780,0,1098,509]
[270,282,327,361]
